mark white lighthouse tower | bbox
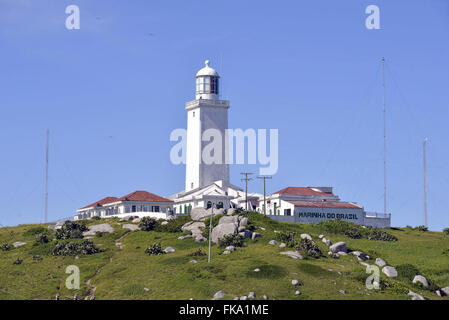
[185,60,230,191]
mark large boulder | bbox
[413,275,429,288]
[329,242,347,253]
[12,241,26,248]
[382,266,398,278]
[190,207,210,221]
[82,223,114,236]
[211,223,238,243]
[218,216,239,225]
[181,221,205,234]
[441,287,449,295]
[122,224,139,231]
[408,290,425,300]
[300,234,312,241]
[240,217,249,226]
[375,258,386,267]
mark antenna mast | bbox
[44,129,49,223]
[423,138,428,227]
[381,57,387,216]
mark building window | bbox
[196,76,219,95]
[207,201,212,209]
[132,205,136,213]
[193,112,195,117]
[284,209,291,216]
[191,182,194,189]
[152,206,160,212]
[217,202,223,209]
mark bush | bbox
[35,233,49,244]
[443,228,449,235]
[318,219,397,241]
[145,243,165,255]
[217,234,245,248]
[275,231,297,247]
[155,216,192,233]
[56,221,88,239]
[139,217,158,231]
[52,240,102,256]
[91,216,101,220]
[188,248,207,257]
[416,225,428,232]
[366,230,398,241]
[294,238,322,258]
[396,264,420,281]
[1,243,10,251]
[13,258,23,265]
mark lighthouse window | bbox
[196,76,219,95]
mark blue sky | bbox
[0,0,448,230]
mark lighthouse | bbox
[184,60,230,191]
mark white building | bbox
[74,190,173,220]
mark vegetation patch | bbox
[443,228,449,235]
[51,240,102,256]
[23,226,47,237]
[188,248,207,257]
[217,234,245,248]
[297,263,331,277]
[396,264,420,281]
[120,283,145,296]
[246,264,287,279]
[139,217,158,231]
[56,221,88,239]
[318,219,397,241]
[1,243,10,251]
[35,233,49,244]
[145,242,165,255]
[294,238,323,258]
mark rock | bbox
[436,290,443,297]
[291,280,301,286]
[259,227,266,231]
[238,226,246,232]
[240,217,249,226]
[182,221,206,233]
[227,208,237,215]
[12,241,26,248]
[191,207,210,221]
[83,223,114,236]
[382,266,398,278]
[375,258,386,267]
[190,260,197,263]
[441,287,449,295]
[222,250,231,254]
[408,290,425,300]
[263,295,268,300]
[212,290,225,300]
[295,290,301,295]
[413,275,429,288]
[248,292,256,299]
[233,297,239,300]
[122,224,139,231]
[268,240,278,245]
[239,230,252,239]
[161,221,168,225]
[164,246,176,253]
[339,290,346,295]
[329,242,346,253]
[132,218,141,223]
[280,251,304,260]
[47,225,57,230]
[300,233,312,241]
[337,251,347,256]
[225,246,235,252]
[359,261,369,267]
[240,296,248,300]
[219,216,239,225]
[322,238,332,246]
[279,243,286,248]
[144,288,150,292]
[254,268,260,272]
[318,234,324,239]
[178,234,193,240]
[195,235,207,242]
[251,232,261,239]
[212,223,238,243]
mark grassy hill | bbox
[0,212,448,300]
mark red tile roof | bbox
[288,201,362,209]
[274,187,334,196]
[118,190,173,203]
[80,196,119,209]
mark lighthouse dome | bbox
[196,60,219,77]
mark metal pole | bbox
[208,205,213,264]
[240,173,253,211]
[423,138,428,227]
[381,57,387,216]
[257,176,271,216]
[44,129,49,223]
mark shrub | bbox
[155,216,192,233]
[188,248,207,257]
[35,233,49,244]
[145,243,165,255]
[13,258,23,265]
[396,264,420,281]
[139,217,158,231]
[56,221,88,239]
[52,240,102,256]
[294,238,322,258]
[275,231,297,247]
[217,234,245,248]
[1,243,10,251]
[91,216,101,220]
[344,227,363,239]
[443,228,449,235]
[318,219,397,241]
[366,230,397,241]
[415,225,428,232]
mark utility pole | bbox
[381,57,387,216]
[257,176,272,216]
[208,203,214,264]
[44,129,49,223]
[423,138,428,227]
[240,172,253,211]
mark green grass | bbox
[0,214,448,300]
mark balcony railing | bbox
[365,212,391,219]
[186,99,230,109]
